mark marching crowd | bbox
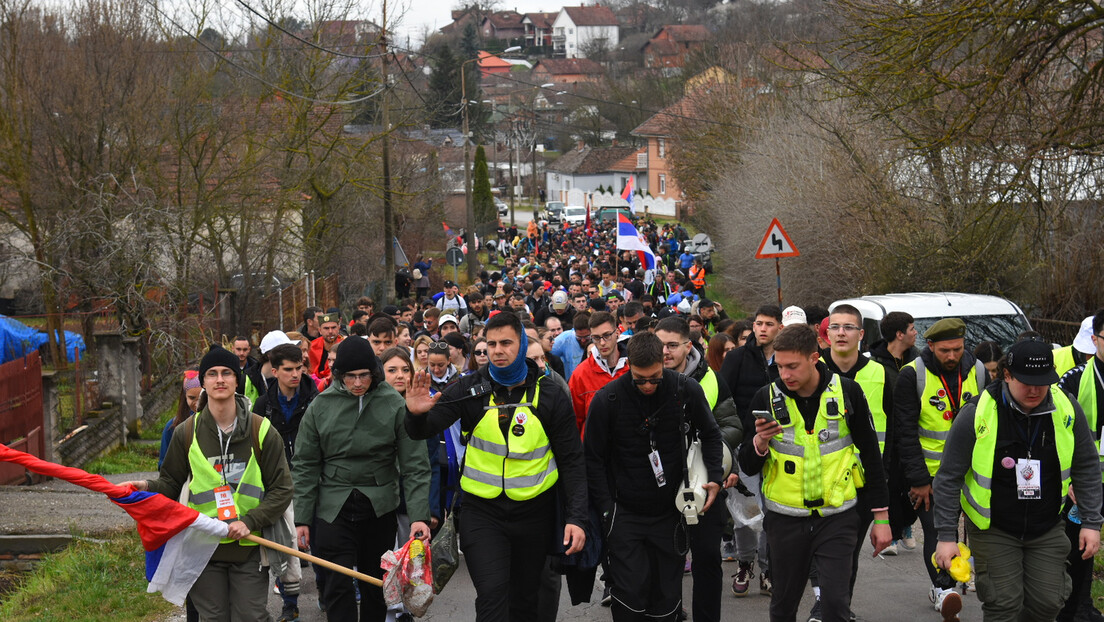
[125,215,1104,622]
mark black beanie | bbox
[199,345,242,387]
[333,337,379,375]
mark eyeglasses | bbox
[662,341,688,351]
[474,349,488,356]
[204,369,236,380]
[632,377,662,386]
[593,331,618,343]
[343,371,372,383]
[827,324,862,333]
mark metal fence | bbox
[0,352,44,485]
[258,273,340,333]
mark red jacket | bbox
[568,350,628,437]
[308,336,342,380]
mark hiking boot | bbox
[759,572,773,596]
[731,561,754,597]
[721,539,737,562]
[278,604,299,622]
[931,587,962,622]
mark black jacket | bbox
[893,347,980,488]
[738,362,890,511]
[405,359,588,527]
[252,376,319,465]
[584,369,723,516]
[720,333,779,431]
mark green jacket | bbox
[147,394,293,563]
[293,377,431,525]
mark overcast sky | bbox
[389,0,563,48]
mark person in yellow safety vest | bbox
[739,324,892,622]
[405,310,588,621]
[934,339,1102,622]
[655,316,743,622]
[122,346,293,622]
[1056,309,1104,622]
[1054,315,1097,378]
[893,317,987,617]
[583,331,725,622]
[805,303,896,621]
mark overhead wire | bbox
[141,0,388,106]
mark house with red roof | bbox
[642,25,710,71]
[522,12,559,50]
[481,10,525,42]
[531,58,606,86]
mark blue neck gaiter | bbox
[489,328,529,387]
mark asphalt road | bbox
[161,526,983,621]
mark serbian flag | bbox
[0,444,227,605]
[616,213,656,271]
[442,221,457,239]
[621,177,635,213]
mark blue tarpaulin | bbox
[0,315,86,365]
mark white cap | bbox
[259,330,299,354]
[1073,316,1096,355]
[677,299,692,314]
[439,314,459,327]
[781,306,807,327]
[550,290,569,311]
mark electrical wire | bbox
[231,0,388,60]
[141,0,388,106]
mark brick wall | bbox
[55,408,124,468]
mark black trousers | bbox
[687,498,725,622]
[460,492,556,622]
[314,495,397,622]
[1058,483,1104,621]
[607,507,684,622]
[764,509,858,622]
[808,506,872,603]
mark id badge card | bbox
[1016,458,1041,500]
[213,484,239,521]
[648,450,666,487]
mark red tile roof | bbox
[533,58,605,76]
[523,12,559,29]
[658,25,710,43]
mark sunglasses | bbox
[429,342,451,352]
[474,349,488,356]
[632,377,662,386]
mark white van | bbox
[562,205,586,226]
[828,292,1032,351]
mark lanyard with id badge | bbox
[1011,415,1043,501]
[214,426,239,522]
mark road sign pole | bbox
[454,265,459,284]
[776,258,782,305]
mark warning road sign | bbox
[755,218,800,259]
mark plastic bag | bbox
[380,537,435,617]
[430,513,460,594]
[726,471,763,532]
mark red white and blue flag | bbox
[616,213,656,271]
[620,177,635,213]
[0,444,227,605]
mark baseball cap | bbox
[781,306,807,327]
[1005,339,1059,386]
[443,280,457,289]
[550,290,569,311]
[259,330,299,354]
[438,314,459,328]
[1072,316,1096,355]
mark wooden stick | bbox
[244,533,383,587]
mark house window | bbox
[659,174,666,194]
[566,179,571,190]
[621,178,628,193]
[636,152,647,168]
[658,138,666,158]
[569,28,574,34]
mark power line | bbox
[230,0,388,61]
[141,0,387,106]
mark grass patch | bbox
[84,443,159,475]
[0,530,174,621]
[138,403,177,441]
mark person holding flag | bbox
[616,212,657,282]
[124,345,294,622]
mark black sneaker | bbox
[601,585,613,607]
[278,604,299,622]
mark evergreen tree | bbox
[472,145,494,225]
[460,23,480,61]
[426,46,460,128]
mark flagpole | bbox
[244,534,384,587]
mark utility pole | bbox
[461,60,477,284]
[381,0,396,301]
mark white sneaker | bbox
[882,542,898,556]
[930,587,962,621]
[902,535,918,550]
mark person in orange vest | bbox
[688,257,707,296]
